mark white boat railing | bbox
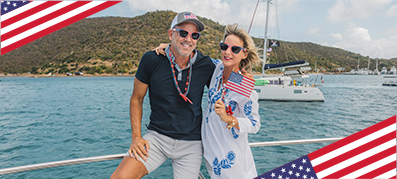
[1,137,395,177]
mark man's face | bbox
[169,22,199,57]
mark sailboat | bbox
[372,58,379,75]
[253,0,325,102]
[381,67,388,74]
[390,66,397,75]
[353,58,369,75]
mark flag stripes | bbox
[1,1,121,55]
[308,116,395,160]
[308,115,396,178]
[324,146,396,178]
[226,79,255,97]
[313,131,396,173]
[225,71,255,98]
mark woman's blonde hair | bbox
[223,24,260,73]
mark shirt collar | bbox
[165,45,198,66]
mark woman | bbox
[202,24,261,179]
[154,24,260,178]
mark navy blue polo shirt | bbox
[135,48,215,140]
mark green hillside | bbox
[0,10,396,75]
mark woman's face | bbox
[221,34,248,70]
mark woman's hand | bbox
[152,43,169,56]
[214,99,240,130]
[214,99,230,123]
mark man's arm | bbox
[128,78,149,162]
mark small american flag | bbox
[225,71,255,98]
[1,0,121,55]
[256,115,397,179]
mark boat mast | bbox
[262,0,271,77]
[367,57,370,71]
[376,58,378,71]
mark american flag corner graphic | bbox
[256,115,397,179]
[1,0,121,55]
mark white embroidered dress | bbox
[202,61,261,179]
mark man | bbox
[110,11,215,179]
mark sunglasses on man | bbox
[219,42,247,54]
[173,28,201,40]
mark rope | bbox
[248,0,260,33]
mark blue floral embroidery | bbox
[231,127,239,139]
[212,151,236,176]
[244,101,253,116]
[209,88,216,100]
[212,91,222,104]
[248,115,257,126]
[228,100,237,112]
[211,58,221,65]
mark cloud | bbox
[386,4,397,17]
[124,0,255,27]
[327,0,392,23]
[330,33,343,41]
[307,26,322,35]
[330,22,397,59]
[122,0,303,37]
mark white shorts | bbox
[125,130,203,179]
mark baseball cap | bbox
[170,11,205,32]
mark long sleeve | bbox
[234,91,261,134]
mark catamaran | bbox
[253,0,324,102]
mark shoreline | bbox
[0,73,136,78]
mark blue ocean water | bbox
[0,75,396,178]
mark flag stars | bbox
[3,6,7,11]
[281,168,286,173]
[288,170,293,175]
[12,2,16,7]
[271,173,275,177]
[278,175,282,179]
[302,158,307,164]
[295,172,300,177]
[310,177,315,179]
[299,166,303,171]
[291,163,296,168]
[306,168,311,173]
[6,1,10,5]
[303,175,307,179]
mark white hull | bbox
[254,85,325,101]
[254,75,325,102]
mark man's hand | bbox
[240,68,254,80]
[128,136,150,162]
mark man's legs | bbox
[110,156,148,179]
[110,130,169,179]
[171,140,203,179]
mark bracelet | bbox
[226,116,236,130]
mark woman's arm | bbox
[235,92,261,134]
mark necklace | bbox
[168,52,193,105]
[219,71,236,116]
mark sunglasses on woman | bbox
[173,28,201,40]
[219,42,247,54]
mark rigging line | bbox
[293,10,309,61]
[248,0,260,33]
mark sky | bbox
[91,0,397,59]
